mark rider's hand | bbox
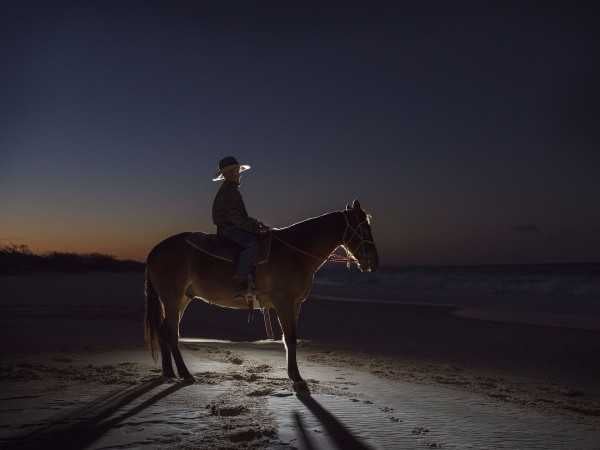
[258,222,270,234]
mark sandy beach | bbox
[1,273,600,449]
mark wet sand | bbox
[1,272,600,448]
[2,341,600,449]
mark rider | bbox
[211,156,269,300]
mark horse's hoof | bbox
[161,375,177,383]
[183,375,196,384]
[292,380,310,394]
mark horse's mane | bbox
[273,209,341,232]
[270,210,343,252]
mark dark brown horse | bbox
[144,199,378,390]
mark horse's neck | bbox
[278,211,345,271]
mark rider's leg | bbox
[237,239,258,282]
[220,227,259,286]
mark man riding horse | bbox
[144,160,378,389]
[211,156,269,301]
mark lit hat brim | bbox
[212,163,251,181]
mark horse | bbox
[144,199,379,390]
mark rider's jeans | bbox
[219,226,259,280]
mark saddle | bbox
[185,230,272,264]
[185,230,274,329]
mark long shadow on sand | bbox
[295,393,372,450]
[4,377,189,450]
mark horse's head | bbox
[341,199,379,272]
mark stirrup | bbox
[246,293,257,324]
[246,294,259,324]
[245,276,258,324]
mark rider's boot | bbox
[232,275,248,301]
[233,274,256,301]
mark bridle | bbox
[272,210,375,269]
[339,210,375,270]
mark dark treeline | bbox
[0,244,145,275]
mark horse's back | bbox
[146,232,193,265]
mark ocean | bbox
[312,263,600,330]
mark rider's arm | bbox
[222,189,261,234]
[228,209,260,234]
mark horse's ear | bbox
[352,199,361,209]
[346,202,351,210]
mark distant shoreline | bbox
[2,241,599,276]
[0,245,144,275]
[377,261,600,275]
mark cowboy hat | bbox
[212,156,251,181]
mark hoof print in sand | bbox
[246,364,271,374]
[271,390,294,397]
[207,402,248,417]
[227,356,244,365]
[247,388,274,397]
[228,427,275,443]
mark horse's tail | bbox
[144,265,164,362]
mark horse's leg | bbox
[158,322,176,378]
[263,308,274,340]
[275,301,305,389]
[164,298,193,380]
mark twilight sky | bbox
[2,4,599,265]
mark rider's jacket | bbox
[212,180,261,234]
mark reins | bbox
[271,210,374,267]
